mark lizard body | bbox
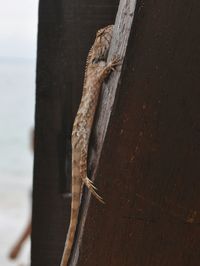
[60,25,120,266]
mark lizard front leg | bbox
[98,56,121,82]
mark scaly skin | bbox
[60,25,120,266]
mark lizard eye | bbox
[92,58,99,64]
[96,29,104,38]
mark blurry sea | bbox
[0,57,35,266]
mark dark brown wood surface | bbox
[31,0,119,265]
[73,0,200,266]
[32,0,200,265]
[70,0,137,264]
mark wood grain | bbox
[72,0,200,265]
[31,0,119,265]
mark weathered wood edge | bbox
[69,0,137,264]
[91,0,137,172]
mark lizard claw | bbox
[109,55,122,70]
[87,178,98,190]
[83,177,105,204]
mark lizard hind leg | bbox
[80,149,105,203]
[83,177,105,203]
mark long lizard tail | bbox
[60,177,82,266]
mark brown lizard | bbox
[60,25,120,266]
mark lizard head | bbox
[96,25,113,39]
[88,25,114,64]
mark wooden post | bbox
[32,0,200,265]
[72,0,200,265]
[31,0,119,265]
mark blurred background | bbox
[0,0,38,265]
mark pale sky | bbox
[0,0,38,59]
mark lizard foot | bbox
[109,55,122,71]
[83,177,105,204]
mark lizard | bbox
[60,24,120,266]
